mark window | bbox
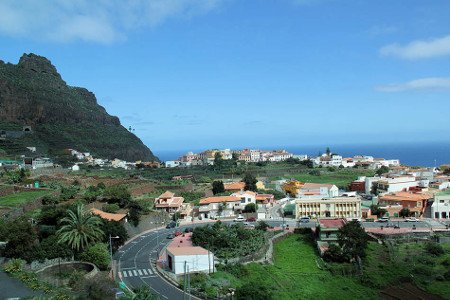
[440,200,444,203]
[417,201,421,207]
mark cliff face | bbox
[0,53,158,162]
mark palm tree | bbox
[57,203,104,252]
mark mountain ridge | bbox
[0,53,158,162]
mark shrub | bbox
[323,244,346,263]
[4,258,26,273]
[102,203,120,213]
[425,242,444,256]
[41,195,59,206]
[79,243,110,270]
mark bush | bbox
[4,258,26,273]
[79,243,110,270]
[236,280,273,300]
[102,203,120,213]
[309,170,321,176]
[425,242,444,256]
[41,195,59,206]
[103,185,131,207]
[323,244,346,263]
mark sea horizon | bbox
[153,141,450,168]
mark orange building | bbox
[378,191,431,217]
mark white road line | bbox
[133,270,138,276]
[122,271,128,278]
[122,267,134,270]
[138,270,143,276]
[147,268,153,275]
[142,269,148,275]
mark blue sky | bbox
[1,0,450,154]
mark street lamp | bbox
[109,235,120,279]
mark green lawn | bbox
[272,169,375,188]
[203,234,378,299]
[363,241,450,299]
[0,190,50,207]
[248,234,378,300]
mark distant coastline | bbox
[154,141,450,167]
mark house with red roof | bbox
[316,218,346,255]
[154,191,184,214]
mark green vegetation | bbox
[362,241,450,298]
[57,204,104,252]
[0,54,157,162]
[0,190,51,207]
[79,243,110,270]
[191,221,266,259]
[272,168,376,189]
[189,233,376,299]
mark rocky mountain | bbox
[0,53,158,162]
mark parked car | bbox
[405,217,419,222]
[233,216,245,222]
[174,231,182,236]
[377,217,390,222]
[184,227,193,233]
[246,217,257,222]
[166,234,175,239]
[166,221,176,229]
[299,216,310,223]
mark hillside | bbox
[0,53,158,162]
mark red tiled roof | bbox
[319,218,346,229]
[90,208,126,222]
[199,196,241,205]
[224,182,245,190]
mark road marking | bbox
[122,267,135,270]
[147,268,153,274]
[133,270,138,276]
[122,271,128,278]
[138,270,143,276]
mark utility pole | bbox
[183,261,187,299]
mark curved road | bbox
[115,220,313,299]
[115,218,436,299]
[115,225,199,299]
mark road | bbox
[115,217,440,299]
[115,220,306,299]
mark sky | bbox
[1,0,450,154]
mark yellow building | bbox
[295,197,361,219]
[283,180,304,196]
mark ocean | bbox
[153,141,450,167]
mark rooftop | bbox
[436,189,450,196]
[199,196,241,205]
[319,218,346,229]
[90,208,126,222]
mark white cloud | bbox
[375,77,450,92]
[0,0,224,44]
[380,35,450,59]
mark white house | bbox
[431,190,450,219]
[198,191,257,219]
[376,176,418,194]
[32,158,54,169]
[166,246,214,275]
[165,160,181,168]
[71,164,80,171]
[298,183,339,198]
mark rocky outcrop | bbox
[0,53,158,162]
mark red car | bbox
[174,231,183,237]
[246,217,256,222]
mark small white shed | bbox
[166,246,214,275]
[71,164,80,171]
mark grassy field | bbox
[271,169,376,188]
[0,190,50,207]
[363,241,450,299]
[195,233,378,299]
[248,234,377,299]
